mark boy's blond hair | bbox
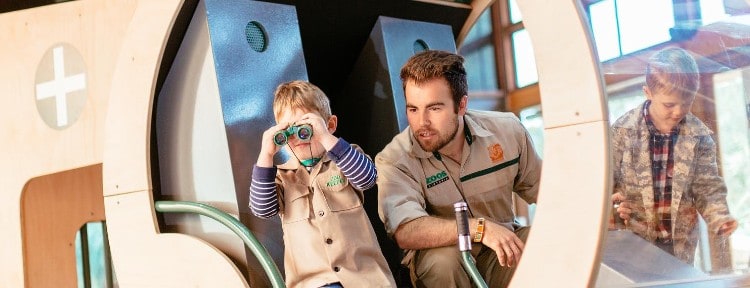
[645,47,700,99]
[273,80,332,121]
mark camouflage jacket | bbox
[611,102,735,264]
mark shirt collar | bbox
[276,149,331,171]
[409,113,493,159]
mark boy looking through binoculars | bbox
[249,80,396,288]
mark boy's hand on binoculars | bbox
[296,113,338,150]
[257,122,290,167]
[295,113,328,135]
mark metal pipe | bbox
[154,200,285,288]
[454,202,488,288]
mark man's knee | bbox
[412,246,469,287]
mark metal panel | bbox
[206,0,308,285]
[596,230,709,286]
[337,16,455,284]
[339,16,455,155]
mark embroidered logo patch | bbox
[488,143,504,162]
[326,174,345,187]
[426,171,449,188]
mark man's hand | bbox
[480,221,524,267]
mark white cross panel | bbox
[35,46,86,127]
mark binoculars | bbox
[273,124,313,146]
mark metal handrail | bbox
[154,200,285,288]
[454,202,488,288]
[461,251,488,288]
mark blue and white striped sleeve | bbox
[248,165,280,218]
[327,138,377,191]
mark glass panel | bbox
[87,223,107,288]
[509,0,522,24]
[464,8,492,42]
[699,0,728,26]
[519,105,544,159]
[465,45,498,93]
[579,0,750,285]
[617,0,673,54]
[586,0,674,59]
[461,9,498,93]
[519,105,543,227]
[589,0,621,61]
[714,69,750,273]
[75,230,84,288]
[76,222,115,288]
[512,29,538,88]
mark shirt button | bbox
[325,238,333,244]
[318,211,325,217]
[333,266,340,272]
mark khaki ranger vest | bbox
[276,145,395,288]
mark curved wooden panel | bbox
[102,0,249,286]
[456,0,496,48]
[21,164,105,288]
[0,1,134,286]
[511,1,610,287]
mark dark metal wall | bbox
[338,16,456,285]
[257,0,470,112]
[339,16,456,154]
[205,0,308,285]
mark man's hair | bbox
[400,50,468,111]
[273,80,332,120]
[645,47,700,99]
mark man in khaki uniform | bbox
[376,50,542,287]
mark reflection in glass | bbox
[589,0,620,61]
[714,68,750,273]
[616,0,673,54]
[578,0,750,285]
[700,0,729,25]
[587,0,674,60]
[519,105,544,158]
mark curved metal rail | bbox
[454,202,488,288]
[461,251,488,288]
[154,200,285,288]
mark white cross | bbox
[35,46,86,127]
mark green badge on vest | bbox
[326,174,345,187]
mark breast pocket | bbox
[317,173,362,212]
[280,183,310,224]
[462,165,516,222]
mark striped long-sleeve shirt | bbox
[249,138,377,218]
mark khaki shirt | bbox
[376,110,542,264]
[276,145,395,288]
